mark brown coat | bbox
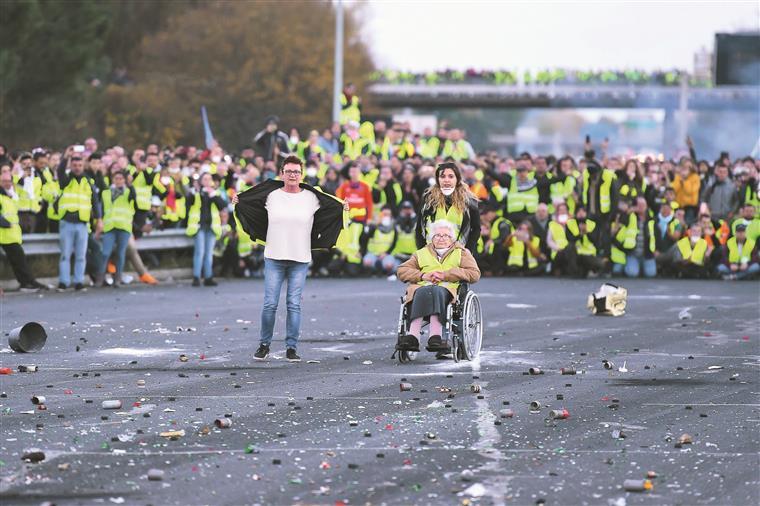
[397,243,481,301]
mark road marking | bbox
[643,403,760,407]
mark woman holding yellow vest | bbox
[397,220,480,353]
[99,171,136,286]
[416,162,481,252]
[186,173,227,287]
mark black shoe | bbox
[19,284,39,293]
[31,281,50,291]
[203,278,218,287]
[396,334,420,352]
[192,277,201,287]
[57,282,68,291]
[286,348,301,362]
[74,283,85,291]
[426,335,444,351]
[254,343,270,360]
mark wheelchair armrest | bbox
[457,283,469,301]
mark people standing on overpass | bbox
[416,162,480,253]
[234,155,347,362]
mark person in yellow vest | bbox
[396,220,481,353]
[732,203,760,241]
[546,201,573,275]
[339,121,371,160]
[505,157,539,225]
[392,201,418,263]
[12,152,43,234]
[581,159,617,256]
[329,219,364,277]
[0,171,48,290]
[372,164,403,217]
[620,197,657,278]
[159,161,189,229]
[40,154,61,233]
[186,173,227,287]
[610,199,636,276]
[361,206,399,278]
[656,222,713,278]
[564,206,604,277]
[418,126,442,159]
[339,83,361,125]
[441,129,474,161]
[56,148,103,290]
[504,220,546,276]
[98,171,136,286]
[132,152,167,238]
[716,223,758,280]
[549,156,579,215]
[478,201,513,275]
[416,162,481,252]
[388,126,415,161]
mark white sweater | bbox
[264,188,320,263]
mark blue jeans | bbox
[717,263,760,279]
[625,254,657,278]
[59,220,89,285]
[260,258,310,349]
[192,227,216,279]
[362,253,400,274]
[101,230,131,279]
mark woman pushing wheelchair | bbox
[396,220,481,355]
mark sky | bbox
[356,0,759,72]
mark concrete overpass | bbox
[367,83,759,111]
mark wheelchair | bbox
[394,283,483,363]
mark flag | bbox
[201,106,215,149]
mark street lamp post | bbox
[332,0,344,124]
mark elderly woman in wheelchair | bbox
[396,220,481,358]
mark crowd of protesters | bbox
[1,91,758,291]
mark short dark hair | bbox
[279,155,303,173]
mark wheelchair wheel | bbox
[398,350,417,363]
[462,292,483,360]
[451,331,460,363]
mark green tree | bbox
[104,0,374,149]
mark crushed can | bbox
[530,400,541,411]
[470,384,481,393]
[214,418,232,428]
[603,360,614,370]
[31,395,45,405]
[623,479,652,492]
[399,382,412,391]
[549,408,570,419]
[18,365,38,372]
[528,367,542,375]
[560,367,576,375]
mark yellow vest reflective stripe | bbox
[339,93,360,125]
[507,236,541,268]
[420,137,440,159]
[392,229,417,255]
[232,208,253,257]
[13,175,42,213]
[676,237,707,265]
[727,236,755,264]
[548,221,568,259]
[185,196,222,239]
[582,169,615,214]
[58,177,92,223]
[744,185,760,214]
[340,134,369,160]
[367,228,395,255]
[611,214,637,264]
[416,246,462,292]
[102,189,135,233]
[336,222,364,263]
[566,219,597,256]
[507,177,539,214]
[549,175,576,214]
[0,194,22,245]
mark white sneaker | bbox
[386,274,397,282]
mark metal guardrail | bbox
[17,229,194,256]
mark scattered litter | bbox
[8,322,47,352]
[603,360,615,370]
[623,479,652,492]
[530,400,541,411]
[528,367,543,375]
[587,283,627,316]
[159,430,185,438]
[707,365,723,370]
[460,483,486,498]
[677,433,693,445]
[147,469,164,481]
[215,418,232,428]
[102,400,122,410]
[21,449,45,463]
[612,429,627,439]
[0,368,12,375]
[618,361,628,373]
[18,365,38,372]
[179,354,189,362]
[549,408,569,419]
[470,384,481,393]
[560,367,576,375]
[362,360,373,365]
[400,382,412,392]
[31,395,45,405]
[678,308,692,320]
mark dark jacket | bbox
[253,130,290,162]
[415,197,481,253]
[234,179,345,250]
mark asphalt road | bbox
[0,277,758,506]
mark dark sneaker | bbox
[31,281,50,291]
[254,343,270,360]
[192,277,201,287]
[74,283,85,291]
[57,282,68,291]
[286,348,301,362]
[396,334,420,352]
[203,278,218,287]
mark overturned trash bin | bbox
[587,283,627,317]
[9,322,47,353]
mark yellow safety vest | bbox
[340,134,369,160]
[611,213,637,265]
[339,93,360,125]
[726,236,755,264]
[488,217,512,254]
[133,169,166,211]
[566,218,597,256]
[12,174,42,213]
[582,169,615,214]
[442,140,469,161]
[367,228,395,255]
[392,228,417,256]
[507,235,541,268]
[185,195,222,239]
[419,137,441,159]
[102,188,135,233]
[548,221,568,259]
[676,236,708,266]
[427,205,464,239]
[335,221,364,263]
[416,246,463,292]
[42,178,61,221]
[507,177,539,214]
[549,174,577,214]
[0,194,22,245]
[234,212,254,257]
[58,176,92,223]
